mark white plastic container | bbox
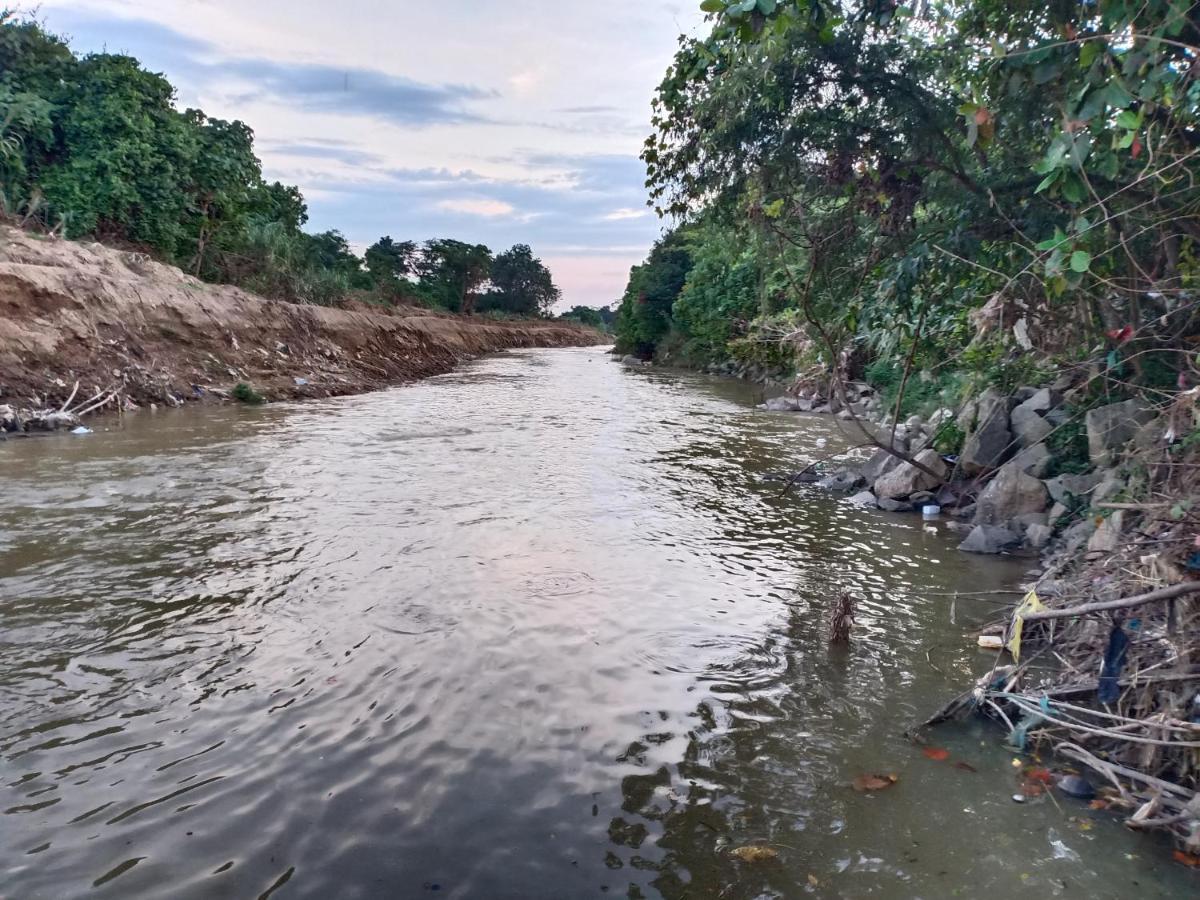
[922,504,941,519]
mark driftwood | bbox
[1020,581,1200,622]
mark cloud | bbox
[436,198,517,218]
[602,207,649,221]
[226,58,494,125]
[47,12,494,127]
[260,141,385,167]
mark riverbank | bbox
[0,227,603,428]
[689,356,1200,853]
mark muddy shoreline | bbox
[0,227,604,422]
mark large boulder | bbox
[1010,442,1052,478]
[1010,395,1054,447]
[1044,471,1102,505]
[974,462,1049,526]
[959,389,1014,475]
[1086,400,1154,466]
[847,490,879,508]
[762,396,802,412]
[874,449,949,500]
[958,525,1020,554]
[860,447,902,485]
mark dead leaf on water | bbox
[1172,850,1200,868]
[922,747,950,761]
[953,761,978,773]
[852,773,898,792]
[730,845,778,863]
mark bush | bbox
[232,382,264,404]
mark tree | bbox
[484,243,561,316]
[364,236,418,296]
[559,305,606,329]
[614,230,693,356]
[181,111,261,276]
[416,238,492,313]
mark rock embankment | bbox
[772,378,1177,559]
[0,227,603,426]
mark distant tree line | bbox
[0,14,564,317]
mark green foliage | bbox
[483,244,561,316]
[415,239,493,313]
[232,382,264,404]
[959,342,1052,396]
[626,0,1199,403]
[364,236,418,297]
[932,420,965,456]
[1045,418,1092,477]
[0,15,564,319]
[559,305,607,329]
[864,358,966,420]
[614,230,693,356]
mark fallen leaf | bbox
[731,846,778,863]
[1019,781,1045,798]
[953,761,978,773]
[1089,799,1109,810]
[852,773,898,792]
[1024,767,1055,785]
[922,747,950,761]
[1172,850,1200,868]
[807,874,820,887]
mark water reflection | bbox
[0,348,1191,898]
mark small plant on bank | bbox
[1045,417,1091,476]
[232,382,265,404]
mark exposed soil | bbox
[0,227,604,413]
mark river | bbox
[0,346,1191,898]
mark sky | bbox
[30,0,707,309]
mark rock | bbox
[1010,442,1052,478]
[904,415,924,433]
[1062,517,1098,552]
[621,355,649,367]
[959,525,1020,554]
[1024,388,1057,413]
[946,520,974,535]
[1044,472,1102,505]
[974,463,1049,526]
[1010,397,1053,448]
[1048,502,1069,524]
[762,396,802,412]
[816,470,865,493]
[874,449,949,500]
[1056,775,1096,800]
[1012,512,1048,532]
[1091,469,1125,505]
[959,389,1014,475]
[950,502,977,520]
[847,490,878,508]
[0,404,20,432]
[878,497,914,512]
[860,448,901,485]
[910,491,938,505]
[1025,524,1053,550]
[1088,510,1124,554]
[1132,417,1163,451]
[1086,400,1154,466]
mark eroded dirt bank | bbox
[0,227,604,414]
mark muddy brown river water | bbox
[0,346,1193,898]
